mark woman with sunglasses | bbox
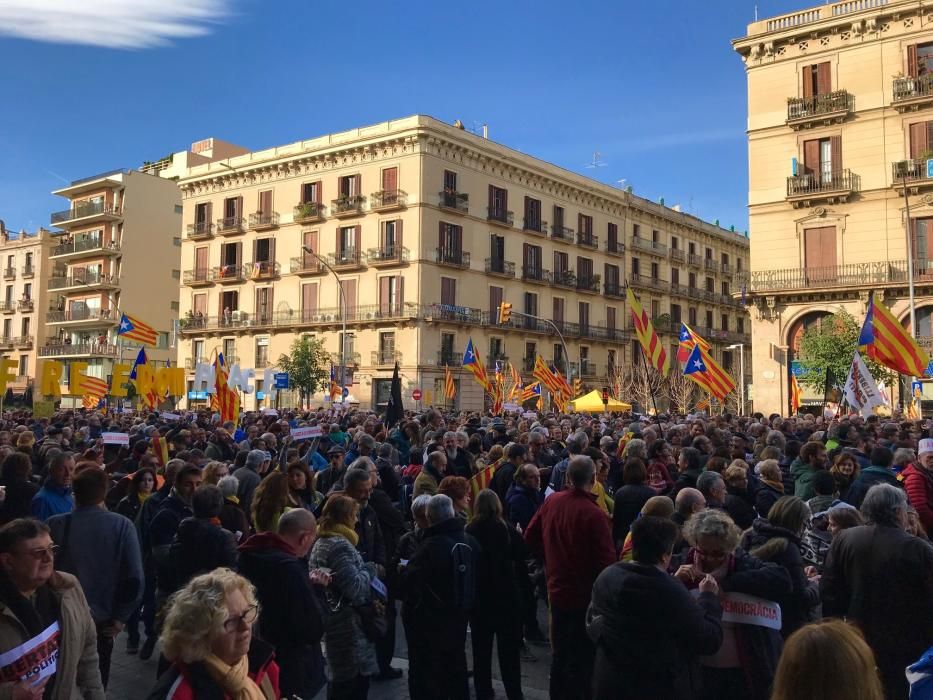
[0,518,104,699]
[675,509,791,700]
[151,567,279,699]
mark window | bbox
[721,252,730,267]
[220,290,239,316]
[802,136,841,185]
[379,332,396,357]
[4,287,10,303]
[525,342,536,365]
[915,218,933,268]
[24,253,32,268]
[381,220,400,254]
[338,175,360,198]
[193,339,204,363]
[554,251,569,274]
[381,167,398,194]
[579,214,593,237]
[706,277,714,292]
[553,205,565,231]
[804,226,838,280]
[688,242,696,255]
[607,307,616,331]
[632,258,640,276]
[524,197,542,230]
[524,291,538,318]
[443,170,457,192]
[577,257,594,282]
[722,314,730,331]
[737,317,745,334]
[18,355,27,377]
[523,243,542,275]
[439,222,462,253]
[688,272,697,288]
[338,226,357,254]
[489,337,504,361]
[608,349,616,371]
[171,301,179,311]
[650,262,659,279]
[802,62,831,97]
[706,310,714,328]
[300,283,318,321]
[2,319,10,339]
[194,202,211,225]
[652,229,660,243]
[254,238,274,263]
[379,276,403,313]
[909,42,933,77]
[301,181,321,204]
[579,302,590,333]
[489,234,505,267]
[651,300,661,319]
[633,223,641,238]
[553,297,565,324]
[737,258,743,272]
[605,264,620,288]
[721,281,730,296]
[489,285,503,321]
[222,196,242,222]
[580,346,590,374]
[554,343,564,366]
[20,317,29,337]
[689,307,697,325]
[671,236,679,250]
[441,333,455,361]
[441,277,456,306]
[255,287,273,322]
[607,222,618,246]
[488,186,508,218]
[23,283,31,300]
[671,304,682,322]
[255,339,269,368]
[171,269,180,279]
[672,268,680,284]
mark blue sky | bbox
[0,0,809,234]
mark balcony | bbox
[50,236,120,259]
[704,258,719,272]
[48,271,116,291]
[186,221,214,240]
[892,159,933,192]
[370,190,406,211]
[670,282,692,299]
[604,282,625,299]
[487,207,514,227]
[577,233,599,250]
[438,191,469,212]
[290,256,325,276]
[371,350,402,367]
[786,169,859,207]
[605,240,625,257]
[367,245,409,267]
[21,265,34,278]
[485,355,509,370]
[330,352,361,368]
[2,268,13,280]
[50,201,121,227]
[46,307,116,324]
[436,247,470,269]
[670,248,685,262]
[183,268,215,286]
[521,266,551,285]
[216,217,245,235]
[184,357,207,371]
[293,202,325,223]
[485,258,515,278]
[579,362,598,379]
[747,259,926,294]
[0,337,12,350]
[17,299,33,312]
[0,301,13,314]
[630,236,667,256]
[437,350,462,367]
[786,90,852,128]
[576,276,601,294]
[248,212,279,230]
[215,264,247,283]
[38,342,119,358]
[522,218,548,235]
[551,270,576,289]
[247,260,280,280]
[721,262,733,275]
[331,195,365,218]
[551,225,574,244]
[629,273,667,292]
[687,253,703,267]
[329,249,364,271]
[893,74,933,112]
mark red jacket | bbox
[524,487,616,610]
[901,464,933,535]
[150,639,280,700]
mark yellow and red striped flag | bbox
[118,313,159,346]
[82,376,109,397]
[469,457,503,500]
[677,322,712,364]
[627,287,670,377]
[696,397,710,411]
[214,353,240,423]
[444,365,456,400]
[790,374,802,414]
[520,382,540,403]
[150,436,169,467]
[462,338,489,392]
[533,356,563,395]
[82,394,101,410]
[858,293,928,377]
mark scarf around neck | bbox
[318,522,359,546]
[201,653,265,700]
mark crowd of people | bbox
[0,406,928,699]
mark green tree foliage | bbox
[278,335,330,408]
[797,308,895,392]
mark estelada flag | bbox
[683,344,736,401]
[118,313,158,346]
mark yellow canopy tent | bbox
[568,390,632,413]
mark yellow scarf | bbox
[318,522,359,546]
[201,654,265,700]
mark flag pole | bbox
[639,346,663,430]
[902,171,918,408]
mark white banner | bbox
[0,622,60,686]
[690,591,782,630]
[102,432,129,446]
[843,352,885,417]
[291,426,323,440]
[160,412,181,421]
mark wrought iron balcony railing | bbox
[787,90,851,122]
[248,212,279,229]
[748,259,927,293]
[893,74,933,104]
[551,270,576,289]
[290,256,324,275]
[523,218,548,235]
[485,258,515,277]
[436,248,470,268]
[183,268,215,285]
[630,236,667,255]
[787,169,859,198]
[521,266,551,284]
[605,240,625,256]
[576,276,601,293]
[438,191,469,212]
[186,222,214,239]
[50,201,120,224]
[577,233,599,249]
[294,201,325,222]
[367,246,409,266]
[216,217,245,234]
[550,225,574,243]
[370,190,406,210]
[331,195,365,216]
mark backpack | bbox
[450,541,476,612]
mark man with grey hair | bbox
[346,432,375,463]
[400,493,479,700]
[443,430,473,479]
[696,471,726,510]
[822,483,933,699]
[526,455,615,699]
[548,431,590,493]
[233,448,271,516]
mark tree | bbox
[797,308,895,393]
[278,335,331,409]
[665,370,697,415]
[630,362,666,414]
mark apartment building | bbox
[175,115,750,411]
[40,169,181,405]
[734,0,933,414]
[0,224,54,395]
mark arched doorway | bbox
[786,310,835,413]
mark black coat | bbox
[490,461,518,503]
[754,484,783,520]
[821,524,933,700]
[465,518,525,624]
[741,518,820,637]
[238,533,327,699]
[844,466,902,509]
[169,517,238,591]
[504,483,541,531]
[0,479,37,525]
[354,501,386,568]
[586,562,722,700]
[724,486,757,531]
[611,484,655,545]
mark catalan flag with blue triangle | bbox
[462,338,489,392]
[683,344,736,401]
[858,293,928,377]
[129,348,147,380]
[118,313,158,345]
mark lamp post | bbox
[726,343,745,416]
[302,245,347,403]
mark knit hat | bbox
[919,438,933,456]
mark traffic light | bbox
[498,302,512,325]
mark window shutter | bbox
[397,275,404,308]
[608,222,617,245]
[380,277,390,314]
[803,139,820,175]
[353,174,361,197]
[830,136,842,175]
[607,307,616,331]
[817,62,831,95]
[438,222,445,250]
[236,196,243,218]
[909,44,920,78]
[453,224,462,251]
[336,229,342,253]
[235,242,242,267]
[523,243,530,270]
[382,167,397,192]
[910,122,929,160]
[354,225,361,254]
[802,64,814,98]
[489,286,503,320]
[268,238,276,264]
[488,184,495,209]
[302,283,317,319]
[252,239,257,263]
[396,219,403,249]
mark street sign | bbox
[273,372,289,389]
[412,389,422,401]
[927,159,933,179]
[913,380,923,398]
[341,386,350,398]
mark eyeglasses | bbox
[22,545,59,561]
[223,604,258,633]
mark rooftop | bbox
[740,0,890,38]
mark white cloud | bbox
[0,0,232,49]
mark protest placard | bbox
[292,426,323,440]
[102,432,129,446]
[0,622,60,686]
[160,412,181,421]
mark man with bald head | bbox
[239,508,329,699]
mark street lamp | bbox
[302,245,347,403]
[726,343,745,416]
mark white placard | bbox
[690,591,782,630]
[102,432,129,446]
[502,403,520,412]
[120,408,134,414]
[292,426,323,440]
[522,411,537,419]
[0,621,60,686]
[261,408,279,416]
[160,412,181,421]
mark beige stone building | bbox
[40,169,182,405]
[0,224,54,396]
[174,116,750,411]
[734,0,933,415]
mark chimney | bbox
[482,124,488,139]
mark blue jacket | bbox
[845,466,902,509]
[30,483,73,521]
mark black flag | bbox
[385,362,404,428]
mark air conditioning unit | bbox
[231,310,244,322]
[365,311,377,320]
[323,314,334,322]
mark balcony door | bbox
[804,226,837,284]
[195,247,208,276]
[490,235,505,272]
[255,287,273,322]
[803,136,840,185]
[913,218,933,278]
[301,283,318,321]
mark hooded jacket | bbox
[238,532,326,699]
[168,517,238,591]
[901,464,933,535]
[845,465,901,509]
[790,457,822,500]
